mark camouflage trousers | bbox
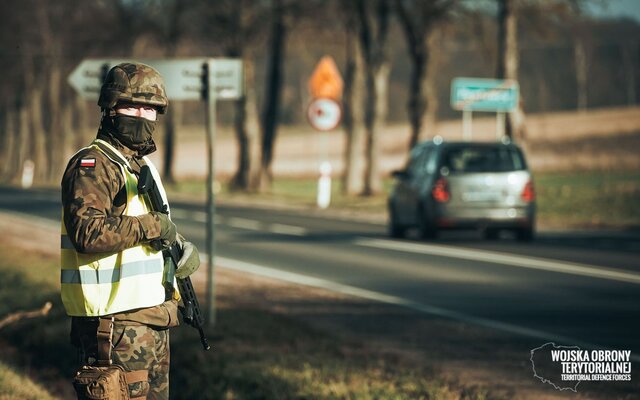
[74,320,170,399]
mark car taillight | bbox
[432,177,450,202]
[521,180,535,202]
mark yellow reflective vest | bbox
[61,139,171,316]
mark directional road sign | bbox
[307,98,342,131]
[451,77,519,112]
[68,58,243,101]
[210,59,243,100]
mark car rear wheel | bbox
[484,228,500,240]
[418,206,437,240]
[388,205,405,239]
[515,226,534,242]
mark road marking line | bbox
[227,217,261,231]
[166,209,209,223]
[269,224,307,236]
[170,209,190,219]
[355,238,640,285]
[192,211,208,223]
[213,255,637,360]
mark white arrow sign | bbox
[68,58,243,101]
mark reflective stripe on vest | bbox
[60,139,167,317]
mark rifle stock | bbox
[138,165,210,351]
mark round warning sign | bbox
[307,98,342,131]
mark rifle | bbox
[137,165,210,351]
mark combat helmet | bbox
[98,62,168,114]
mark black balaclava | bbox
[101,112,157,157]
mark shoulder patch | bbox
[79,158,96,168]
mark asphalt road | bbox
[1,186,639,357]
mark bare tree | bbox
[356,0,392,196]
[257,0,293,192]
[341,2,366,195]
[621,40,638,106]
[396,0,454,151]
[496,0,525,140]
[197,0,267,192]
[159,0,189,184]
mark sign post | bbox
[69,58,243,328]
[201,59,243,326]
[307,56,343,209]
[450,77,519,141]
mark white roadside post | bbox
[306,98,341,209]
[21,160,35,189]
[68,58,243,327]
[317,162,333,209]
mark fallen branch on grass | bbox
[0,302,52,330]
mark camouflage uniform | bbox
[63,62,177,400]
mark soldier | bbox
[61,62,200,399]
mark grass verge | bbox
[0,361,58,400]
[0,231,490,400]
[534,171,640,228]
[167,170,640,229]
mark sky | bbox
[586,0,640,22]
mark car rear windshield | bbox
[440,145,526,173]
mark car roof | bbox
[417,140,522,150]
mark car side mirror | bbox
[392,170,410,179]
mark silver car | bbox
[388,139,536,241]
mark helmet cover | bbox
[98,62,168,114]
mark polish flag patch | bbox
[79,158,96,168]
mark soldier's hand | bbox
[150,211,177,249]
[176,240,200,279]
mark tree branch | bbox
[0,302,52,330]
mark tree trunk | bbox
[246,66,262,192]
[28,88,47,182]
[407,49,427,150]
[496,0,524,140]
[17,103,30,182]
[423,28,441,140]
[362,62,389,196]
[4,106,23,182]
[356,0,390,196]
[0,107,9,181]
[47,63,64,182]
[342,19,365,196]
[61,101,74,165]
[574,38,588,112]
[74,95,89,150]
[621,42,636,106]
[231,59,260,192]
[258,0,286,192]
[163,101,182,184]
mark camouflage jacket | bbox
[62,130,178,326]
[61,130,162,253]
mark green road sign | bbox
[451,77,519,112]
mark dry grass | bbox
[0,361,58,400]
